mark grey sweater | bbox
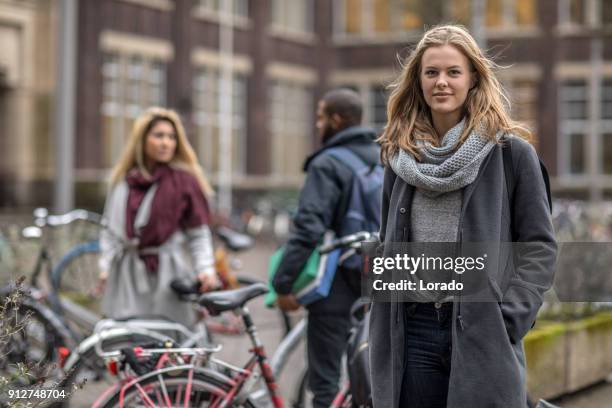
[410,189,462,242]
[410,188,463,302]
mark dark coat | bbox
[272,126,380,314]
[369,135,557,407]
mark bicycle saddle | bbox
[197,283,268,315]
[216,226,254,252]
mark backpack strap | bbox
[502,136,515,207]
[323,146,368,174]
[502,136,552,214]
[539,161,553,214]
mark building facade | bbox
[0,0,57,207]
[3,0,612,209]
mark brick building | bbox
[2,0,612,209]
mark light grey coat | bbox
[99,181,215,327]
[369,136,557,407]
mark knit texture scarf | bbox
[389,119,498,196]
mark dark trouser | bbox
[307,312,352,408]
[306,268,359,408]
[399,302,453,408]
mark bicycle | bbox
[92,231,377,408]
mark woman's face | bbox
[144,120,177,165]
[420,44,475,121]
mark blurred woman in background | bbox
[99,107,219,327]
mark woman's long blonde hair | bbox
[379,24,531,165]
[109,107,214,197]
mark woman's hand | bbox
[91,271,108,297]
[198,272,221,292]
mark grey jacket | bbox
[369,136,557,407]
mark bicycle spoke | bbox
[157,373,172,407]
[183,369,194,408]
[174,384,183,407]
[134,382,158,408]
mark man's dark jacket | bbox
[272,126,380,312]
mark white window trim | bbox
[268,25,317,45]
[192,5,252,30]
[100,30,174,61]
[118,0,174,12]
[266,62,317,86]
[191,47,253,75]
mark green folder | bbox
[265,246,320,307]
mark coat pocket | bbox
[499,279,542,344]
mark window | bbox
[602,133,612,174]
[561,80,588,120]
[269,81,313,179]
[196,0,249,18]
[486,0,504,27]
[515,0,537,25]
[337,83,388,133]
[603,0,612,25]
[569,0,587,25]
[271,0,314,33]
[450,0,471,25]
[569,133,586,174]
[603,80,612,120]
[560,77,612,179]
[344,0,362,34]
[338,0,445,36]
[193,67,247,178]
[560,80,588,176]
[337,0,535,36]
[371,85,388,131]
[101,53,167,167]
[486,0,537,28]
[559,0,587,26]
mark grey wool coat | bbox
[369,135,557,408]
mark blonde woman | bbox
[370,25,556,407]
[99,107,219,327]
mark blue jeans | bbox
[399,302,453,408]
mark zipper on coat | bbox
[396,226,408,324]
[456,227,465,331]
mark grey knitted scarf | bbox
[389,119,498,196]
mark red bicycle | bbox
[93,282,355,408]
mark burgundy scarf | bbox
[125,164,211,272]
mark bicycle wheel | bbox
[57,331,170,407]
[100,369,257,408]
[50,240,103,315]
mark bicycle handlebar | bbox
[318,231,377,254]
[44,209,104,227]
